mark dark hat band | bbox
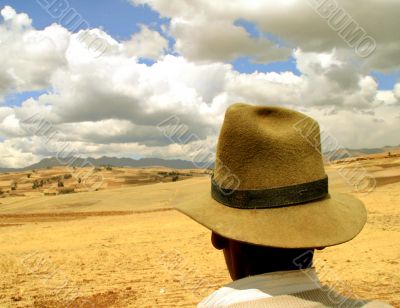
[211,176,328,209]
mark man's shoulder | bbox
[198,270,393,308]
[198,269,318,307]
[199,287,393,308]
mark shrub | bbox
[172,175,179,182]
[33,180,45,188]
[64,174,72,179]
[10,181,17,191]
[105,165,112,171]
[58,181,64,187]
[58,187,75,194]
[27,173,31,178]
[44,191,57,196]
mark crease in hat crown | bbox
[213,103,327,191]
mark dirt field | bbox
[0,166,208,199]
[0,157,399,307]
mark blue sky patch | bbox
[138,58,156,66]
[3,0,169,41]
[234,19,289,49]
[234,19,260,39]
[232,56,301,76]
[4,89,50,107]
[371,71,399,91]
[264,33,289,49]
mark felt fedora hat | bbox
[175,103,367,248]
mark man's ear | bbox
[211,232,228,250]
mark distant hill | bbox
[1,144,399,172]
[0,167,18,173]
[0,156,213,173]
[324,145,400,161]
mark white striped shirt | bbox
[198,268,392,307]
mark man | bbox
[175,103,392,307]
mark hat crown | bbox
[214,103,326,190]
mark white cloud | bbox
[0,6,69,97]
[169,18,291,63]
[394,83,400,103]
[0,139,38,168]
[1,4,400,168]
[1,5,31,30]
[131,0,400,71]
[307,104,400,150]
[123,24,168,60]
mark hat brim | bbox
[174,180,367,249]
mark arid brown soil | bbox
[0,166,209,199]
[0,157,399,307]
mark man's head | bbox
[175,104,367,279]
[211,232,315,280]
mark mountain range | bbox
[0,156,213,173]
[1,144,399,173]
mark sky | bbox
[0,0,399,168]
